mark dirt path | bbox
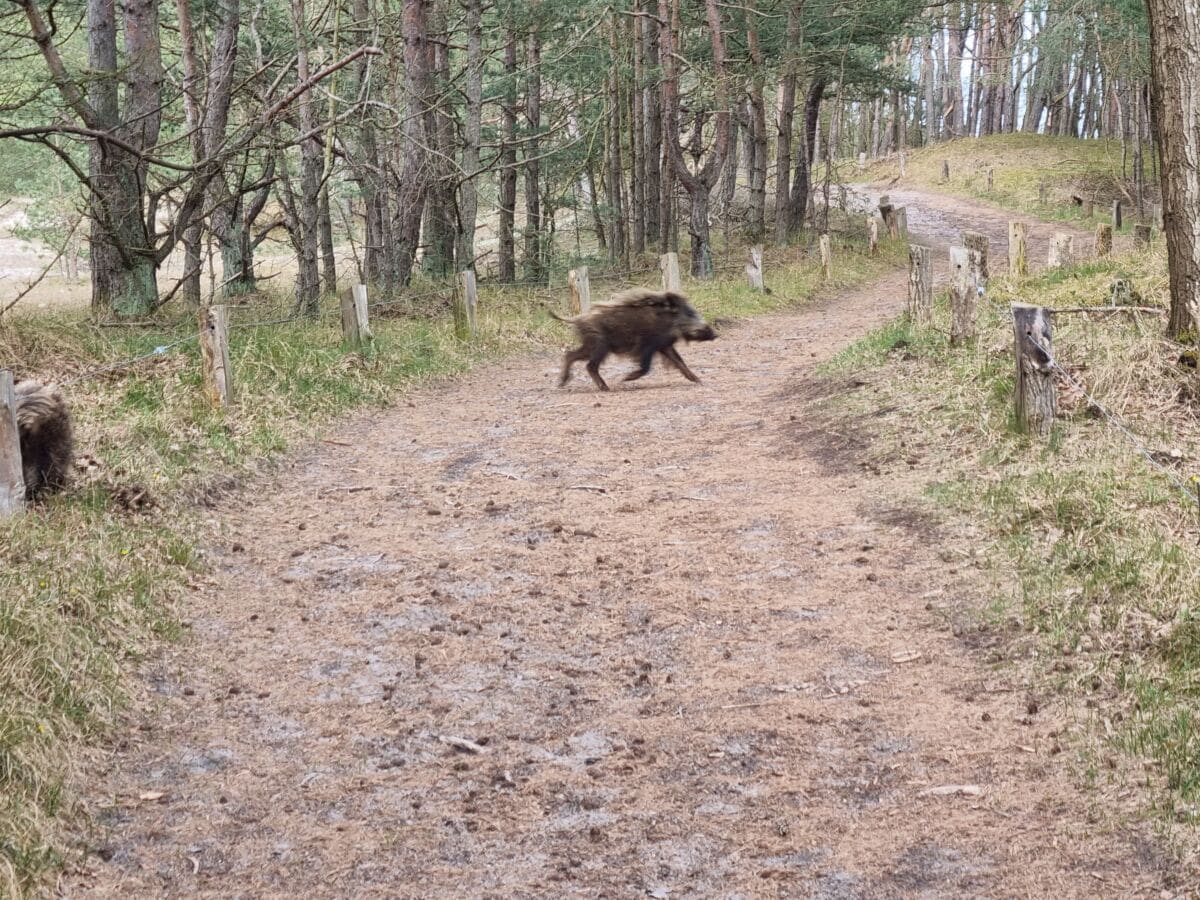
[66,190,1174,898]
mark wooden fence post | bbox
[868,216,879,256]
[1095,222,1113,258]
[1012,304,1057,435]
[1133,224,1152,248]
[838,184,848,212]
[568,266,591,314]
[1048,233,1074,268]
[1008,221,1028,277]
[907,244,933,326]
[819,234,832,281]
[878,194,894,235]
[962,230,990,279]
[341,284,372,347]
[949,247,978,346]
[1082,197,1094,219]
[199,304,233,408]
[660,252,681,292]
[745,246,765,291]
[986,168,994,192]
[1112,200,1123,229]
[0,371,24,517]
[857,151,867,172]
[455,270,478,339]
[893,207,908,238]
[941,159,950,182]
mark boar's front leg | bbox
[623,338,672,382]
[660,344,701,383]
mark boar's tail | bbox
[547,309,579,324]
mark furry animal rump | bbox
[14,380,73,500]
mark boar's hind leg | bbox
[660,345,701,383]
[585,346,610,391]
[559,347,588,386]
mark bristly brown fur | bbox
[552,289,716,391]
[14,380,74,500]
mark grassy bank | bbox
[863,134,1156,230]
[0,233,900,893]
[814,240,1200,828]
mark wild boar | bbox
[551,288,716,391]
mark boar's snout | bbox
[684,323,717,342]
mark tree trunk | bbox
[290,0,322,315]
[421,7,456,278]
[607,14,628,268]
[788,79,824,235]
[498,23,518,282]
[524,28,544,282]
[392,0,431,287]
[630,9,646,256]
[745,0,767,242]
[456,0,484,271]
[352,0,384,287]
[774,4,799,245]
[1147,0,1200,338]
[642,7,662,251]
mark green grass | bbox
[863,134,1157,230]
[813,239,1200,824]
[0,229,899,895]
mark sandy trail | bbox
[65,190,1173,898]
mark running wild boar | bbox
[551,288,716,391]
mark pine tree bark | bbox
[290,0,322,315]
[642,5,662,251]
[788,78,824,235]
[498,22,518,282]
[745,0,767,241]
[524,26,545,282]
[1147,0,1200,337]
[392,0,431,287]
[774,4,800,245]
[456,0,484,271]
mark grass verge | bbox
[0,232,901,894]
[812,239,1200,831]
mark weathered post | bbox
[949,247,979,346]
[0,371,24,517]
[892,207,909,238]
[941,159,950,182]
[962,230,990,279]
[341,284,373,348]
[660,252,681,292]
[1133,224,1152,248]
[819,234,832,281]
[907,245,933,326]
[857,151,867,172]
[455,270,479,339]
[1095,223,1113,258]
[1048,233,1074,268]
[568,266,591,314]
[1112,200,1123,229]
[838,184,848,212]
[986,168,994,192]
[1008,222,1028,277]
[878,194,894,234]
[745,246,765,291]
[868,216,880,256]
[1012,304,1057,435]
[199,304,233,408]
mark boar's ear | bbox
[662,291,687,308]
